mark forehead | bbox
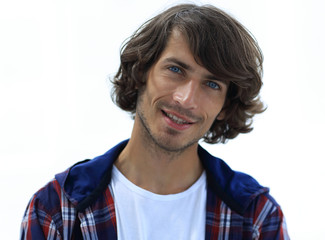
[163,30,189,52]
[156,30,216,76]
[158,30,200,66]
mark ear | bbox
[216,99,229,120]
[216,108,226,120]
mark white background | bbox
[1,0,324,239]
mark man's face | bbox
[135,30,228,153]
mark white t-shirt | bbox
[109,165,207,240]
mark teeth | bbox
[166,113,189,124]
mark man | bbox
[21,4,289,239]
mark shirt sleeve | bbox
[20,194,62,240]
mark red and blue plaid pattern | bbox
[21,179,289,239]
[20,141,289,239]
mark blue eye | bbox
[169,66,181,73]
[206,81,220,90]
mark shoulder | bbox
[199,145,269,215]
[29,178,64,214]
[243,193,289,239]
[245,192,283,220]
[21,178,67,238]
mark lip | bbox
[161,109,194,131]
[163,109,195,123]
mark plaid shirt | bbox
[21,140,289,239]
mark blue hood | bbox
[55,140,268,215]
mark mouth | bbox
[162,110,194,125]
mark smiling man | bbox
[21,4,289,239]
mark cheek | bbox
[151,74,174,90]
[149,78,176,101]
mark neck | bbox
[114,120,203,195]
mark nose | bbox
[172,80,199,109]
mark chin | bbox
[152,134,199,153]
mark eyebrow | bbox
[162,57,223,82]
[163,57,192,71]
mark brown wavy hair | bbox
[112,4,265,143]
